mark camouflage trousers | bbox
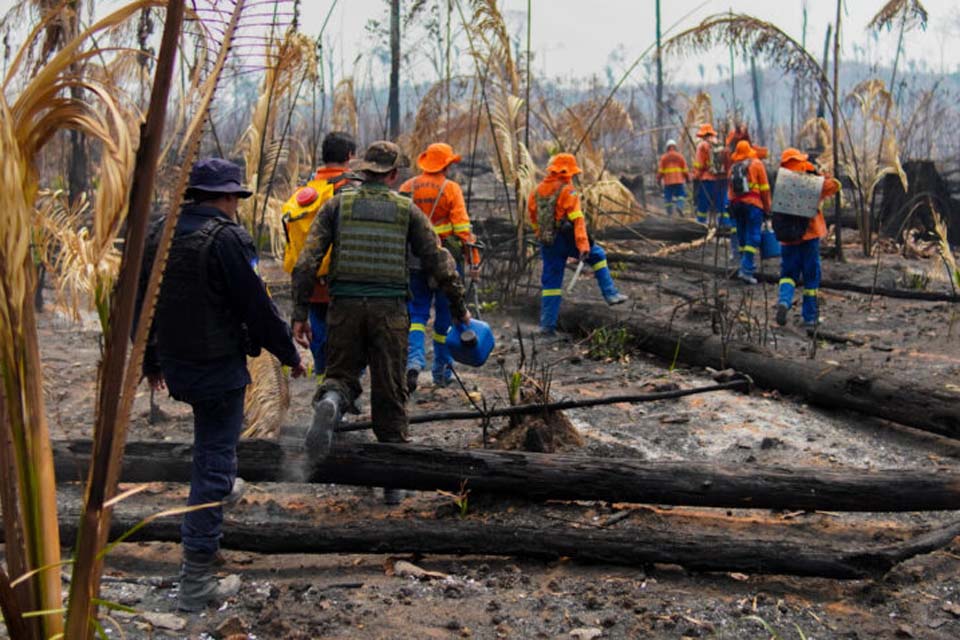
[317,296,410,443]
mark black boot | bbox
[177,550,240,612]
[306,390,342,459]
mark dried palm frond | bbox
[664,14,828,87]
[681,91,713,161]
[582,180,643,230]
[404,76,476,161]
[242,352,290,438]
[331,77,358,137]
[237,28,317,245]
[931,205,960,291]
[556,97,634,184]
[797,116,833,172]
[842,79,908,204]
[465,0,518,95]
[867,0,928,32]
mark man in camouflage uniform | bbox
[291,141,468,474]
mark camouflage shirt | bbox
[291,182,466,323]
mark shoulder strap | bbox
[197,217,234,295]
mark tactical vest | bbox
[332,188,410,285]
[535,187,563,246]
[154,212,244,361]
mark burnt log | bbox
[546,299,960,439]
[40,488,960,580]
[605,251,960,302]
[474,216,706,245]
[52,439,960,512]
[880,160,960,244]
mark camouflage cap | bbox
[350,140,410,174]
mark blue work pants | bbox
[540,232,619,331]
[663,183,687,216]
[778,239,821,323]
[696,179,728,225]
[181,387,246,555]
[730,203,764,277]
[307,302,328,376]
[407,269,454,384]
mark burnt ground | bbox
[9,224,960,640]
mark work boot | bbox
[775,303,789,327]
[604,293,628,306]
[223,477,246,508]
[306,391,342,460]
[177,550,240,612]
[406,368,420,394]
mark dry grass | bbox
[331,77,358,137]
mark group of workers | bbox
[136,117,839,612]
[137,131,629,612]
[656,122,840,328]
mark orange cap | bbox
[417,142,462,173]
[696,123,718,138]
[730,140,757,162]
[295,186,318,206]
[546,153,582,176]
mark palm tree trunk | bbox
[388,0,400,139]
[832,0,844,261]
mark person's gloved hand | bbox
[468,265,481,282]
[579,251,589,262]
[456,310,472,327]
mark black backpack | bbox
[730,160,750,195]
[770,168,816,242]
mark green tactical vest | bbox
[332,188,410,285]
[535,188,563,246]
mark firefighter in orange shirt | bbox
[775,148,840,327]
[656,139,689,216]
[399,143,479,389]
[692,123,729,227]
[727,140,771,284]
[528,153,627,334]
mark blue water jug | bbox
[761,227,781,259]
[446,319,495,367]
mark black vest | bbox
[153,208,245,361]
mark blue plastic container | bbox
[761,228,781,259]
[446,319,495,367]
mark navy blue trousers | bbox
[181,387,246,555]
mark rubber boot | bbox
[306,390,342,460]
[432,342,454,387]
[177,550,240,612]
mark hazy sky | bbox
[306,0,960,84]
[1,1,956,85]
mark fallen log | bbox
[606,251,960,303]
[339,379,751,432]
[549,299,960,439]
[474,216,705,245]
[52,440,960,512]
[41,491,960,580]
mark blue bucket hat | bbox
[186,158,253,198]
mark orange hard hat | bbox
[417,142,462,173]
[730,140,757,162]
[546,153,582,176]
[780,148,808,166]
[696,123,718,138]
[295,186,318,206]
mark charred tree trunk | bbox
[52,439,960,512]
[605,251,960,302]
[39,490,960,580]
[387,0,400,140]
[548,299,960,439]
